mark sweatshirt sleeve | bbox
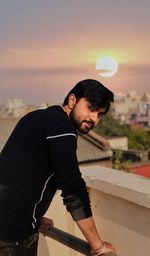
[46,111,92,221]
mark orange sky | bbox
[0,1,150,104]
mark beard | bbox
[70,108,94,134]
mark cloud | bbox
[0,65,93,76]
[120,63,150,77]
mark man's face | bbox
[70,98,105,134]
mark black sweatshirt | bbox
[0,106,92,242]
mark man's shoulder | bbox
[45,105,77,135]
[46,105,65,115]
[23,106,64,121]
[46,105,70,120]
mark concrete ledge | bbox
[81,165,150,208]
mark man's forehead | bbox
[98,107,106,113]
[85,99,106,112]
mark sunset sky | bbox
[0,0,150,104]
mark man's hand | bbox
[39,217,54,235]
[91,241,116,255]
[76,217,116,255]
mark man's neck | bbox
[62,105,71,117]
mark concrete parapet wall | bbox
[38,166,150,256]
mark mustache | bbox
[82,120,94,128]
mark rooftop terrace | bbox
[38,166,150,256]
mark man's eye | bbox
[88,105,96,111]
[88,105,93,111]
[98,113,103,118]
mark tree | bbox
[128,130,150,150]
[94,110,131,137]
[94,110,150,150]
[112,150,132,172]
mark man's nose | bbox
[90,112,100,124]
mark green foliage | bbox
[128,130,150,150]
[94,110,131,137]
[112,150,132,172]
[94,110,150,150]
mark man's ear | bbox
[68,94,77,109]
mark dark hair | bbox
[63,79,114,114]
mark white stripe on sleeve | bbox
[46,133,77,139]
[32,172,54,229]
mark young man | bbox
[0,79,116,256]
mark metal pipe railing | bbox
[41,227,116,256]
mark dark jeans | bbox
[0,234,39,256]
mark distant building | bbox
[77,131,113,168]
[0,99,55,118]
[113,91,150,130]
[108,136,128,150]
[0,99,26,118]
[131,163,150,178]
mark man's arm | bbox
[77,216,116,255]
[77,216,102,250]
[46,113,116,254]
[39,216,116,255]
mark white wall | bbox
[108,137,128,150]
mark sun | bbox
[96,56,118,77]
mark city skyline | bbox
[0,0,150,104]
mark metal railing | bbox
[42,227,116,256]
